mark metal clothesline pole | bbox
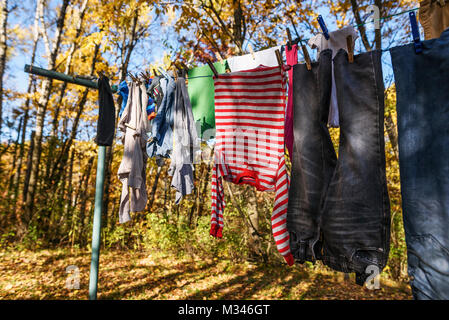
[24,64,108,300]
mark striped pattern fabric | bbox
[209,65,294,266]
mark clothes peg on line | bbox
[127,71,137,82]
[214,51,223,62]
[248,43,256,60]
[409,11,422,54]
[207,60,219,77]
[275,49,283,71]
[301,43,312,70]
[317,15,330,40]
[286,27,292,50]
[347,35,354,63]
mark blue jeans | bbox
[287,49,391,285]
[147,76,176,159]
[390,28,449,300]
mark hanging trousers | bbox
[390,28,449,300]
[287,49,390,285]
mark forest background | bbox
[0,0,419,299]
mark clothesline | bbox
[188,7,421,79]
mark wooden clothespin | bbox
[301,43,312,70]
[127,71,137,82]
[275,49,283,71]
[317,15,330,40]
[172,65,178,81]
[346,35,354,63]
[286,28,292,50]
[207,60,219,78]
[248,43,255,60]
[214,51,223,62]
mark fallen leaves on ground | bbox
[0,249,412,300]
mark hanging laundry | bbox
[117,81,129,118]
[390,28,449,300]
[308,26,358,128]
[117,82,151,223]
[169,76,200,204]
[287,50,334,266]
[419,0,449,40]
[285,44,298,159]
[147,72,176,159]
[95,75,116,146]
[287,48,390,285]
[187,61,229,137]
[210,65,294,266]
[226,46,282,72]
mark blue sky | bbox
[1,1,422,142]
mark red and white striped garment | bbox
[210,65,294,266]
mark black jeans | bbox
[390,28,449,300]
[287,49,391,285]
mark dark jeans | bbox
[287,49,391,285]
[390,28,449,300]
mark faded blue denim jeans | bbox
[147,76,176,159]
[390,28,449,300]
[287,48,391,286]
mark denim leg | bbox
[321,49,391,282]
[287,49,336,263]
[390,29,449,300]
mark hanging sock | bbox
[226,46,282,72]
[419,0,449,40]
[285,44,298,159]
[95,75,116,146]
[117,82,150,224]
[308,26,358,128]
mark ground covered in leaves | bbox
[0,249,412,300]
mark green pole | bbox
[88,145,106,300]
[23,63,115,299]
[24,64,118,92]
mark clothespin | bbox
[317,15,330,40]
[248,43,256,60]
[152,68,158,77]
[172,65,178,81]
[180,61,189,71]
[275,49,283,71]
[214,51,223,62]
[286,28,292,50]
[127,71,137,82]
[207,60,219,78]
[346,35,354,63]
[409,11,422,54]
[301,44,312,70]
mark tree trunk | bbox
[24,0,70,225]
[0,0,8,139]
[17,130,35,238]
